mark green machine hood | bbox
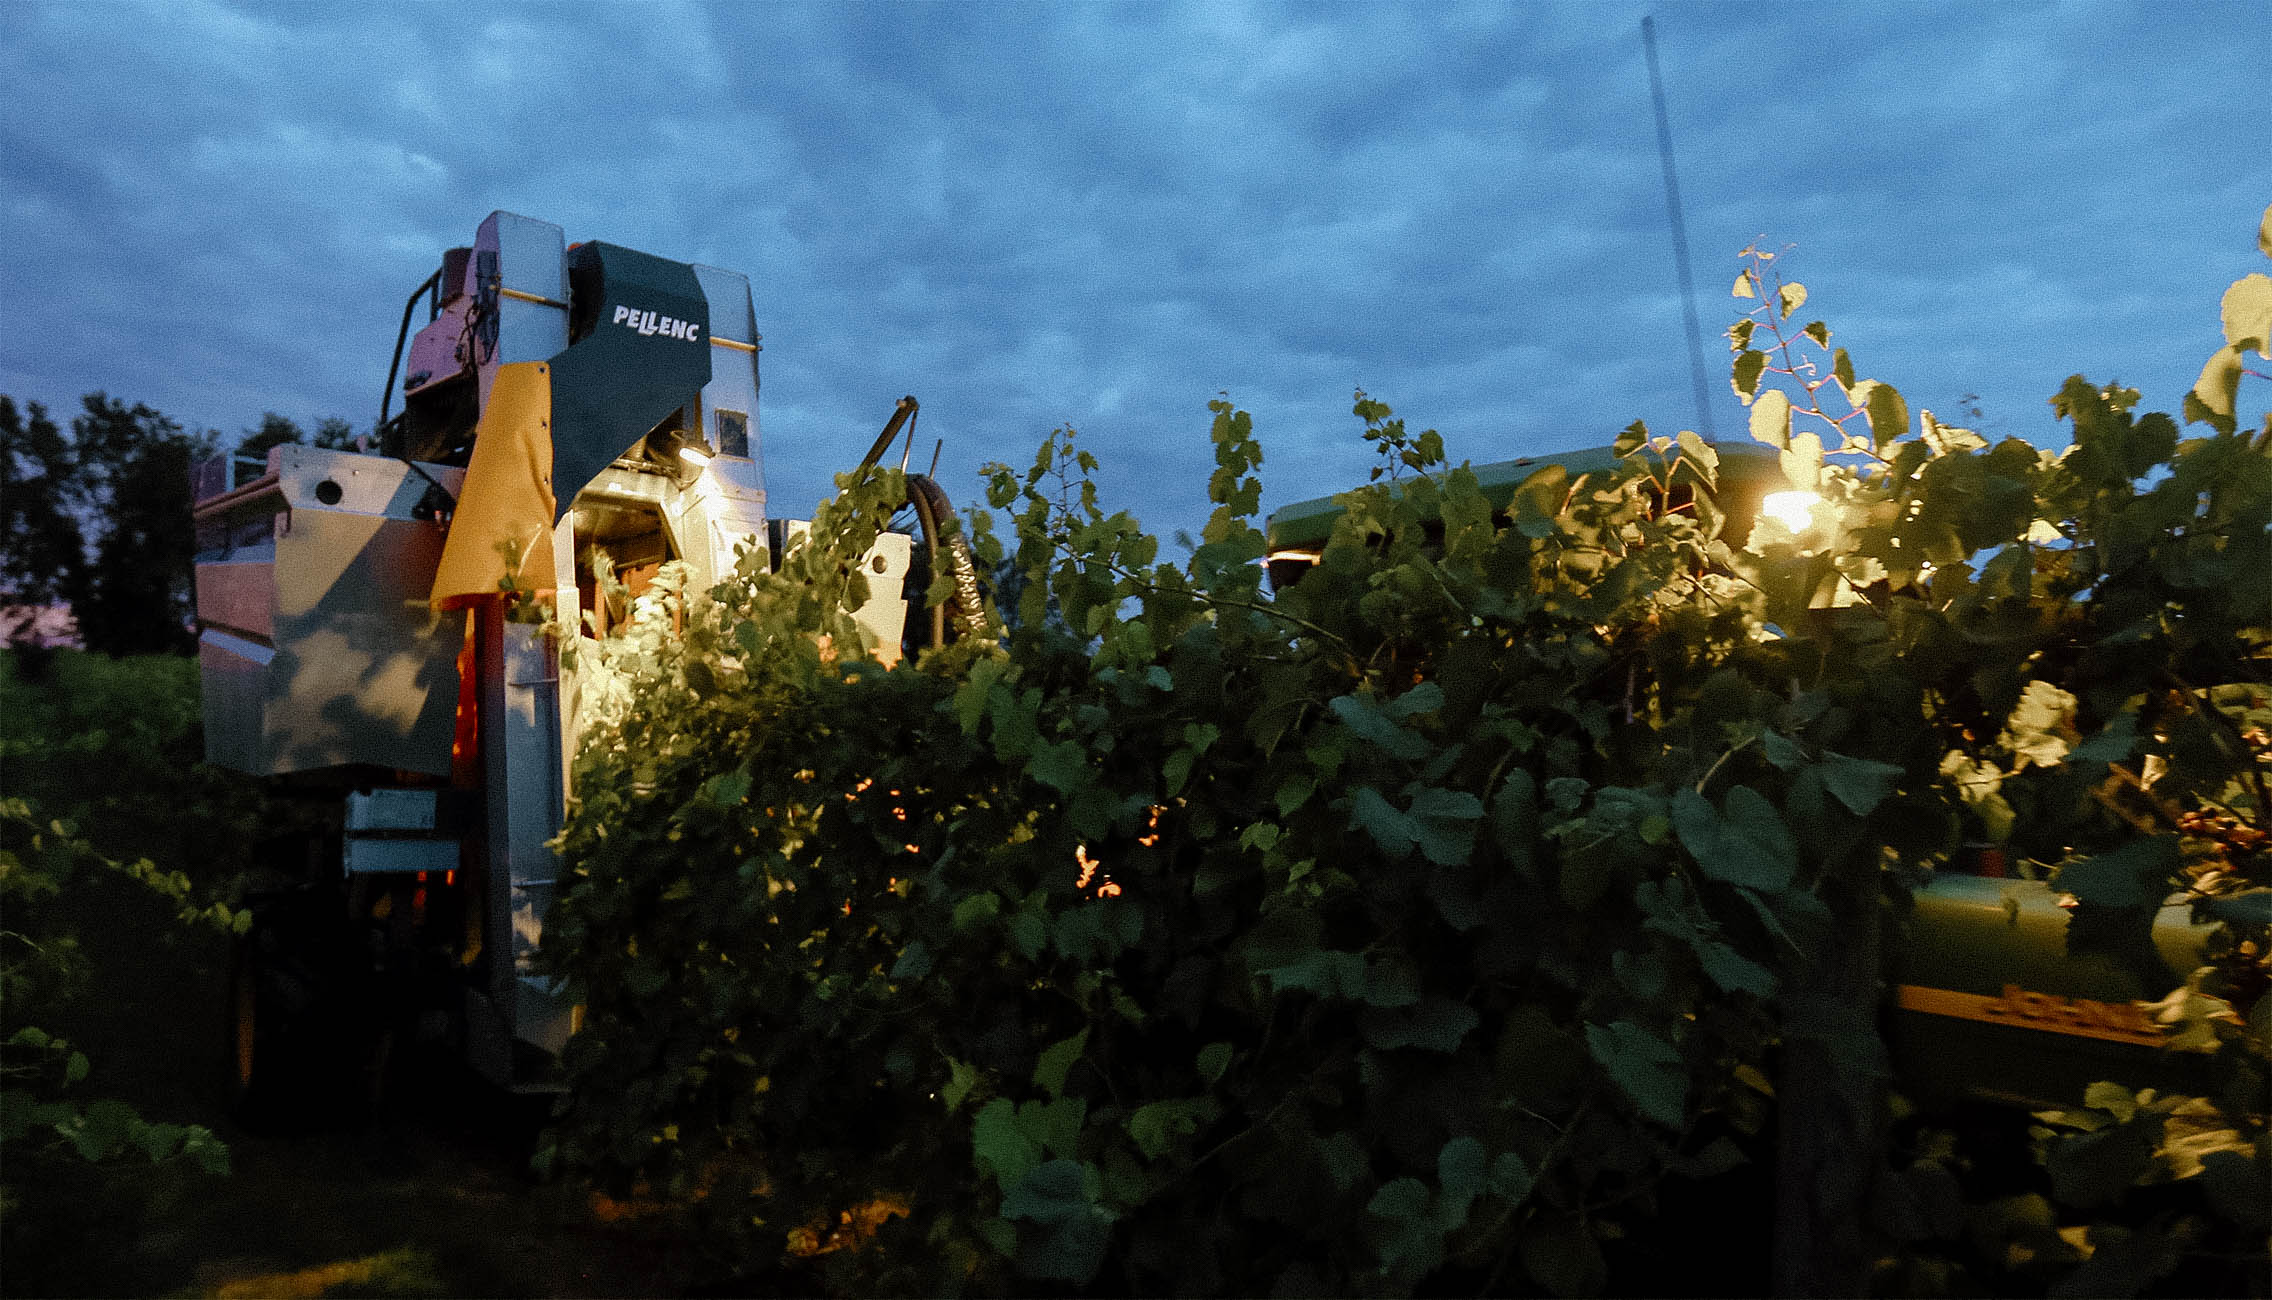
[1263,439,1786,557]
[547,241,713,517]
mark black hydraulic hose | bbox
[375,268,457,512]
[906,473,990,649]
[379,267,441,435]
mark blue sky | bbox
[2,0,2264,545]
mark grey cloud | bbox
[3,0,2265,549]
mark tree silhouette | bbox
[67,394,212,657]
[0,396,88,666]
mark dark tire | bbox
[224,891,381,1133]
[225,929,295,1130]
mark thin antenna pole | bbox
[1643,16,1715,439]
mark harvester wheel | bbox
[224,893,377,1132]
[225,931,288,1127]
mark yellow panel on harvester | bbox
[432,361,558,607]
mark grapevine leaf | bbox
[1350,786,1419,856]
[2221,272,2272,356]
[1778,282,1807,320]
[179,1125,230,1177]
[135,1120,186,1163]
[1732,271,1755,299]
[1382,682,1445,721]
[1509,463,1569,539]
[1520,1214,1608,1297]
[1358,997,1480,1053]
[1001,1160,1114,1285]
[1672,787,1795,891]
[2044,1121,2157,1209]
[1008,905,1049,961]
[1027,739,1091,796]
[1584,1020,1686,1128]
[1779,430,1822,492]
[1491,769,1540,875]
[1761,729,1806,770]
[1329,694,1431,762]
[1361,956,1423,1008]
[892,940,933,979]
[1437,1136,1486,1229]
[705,767,750,807]
[1275,773,1316,818]
[1052,900,1142,965]
[2000,679,2078,769]
[1364,1177,1443,1281]
[942,1058,980,1111]
[1406,786,1482,867]
[954,891,1003,933]
[2056,836,2181,909]
[2188,344,2243,433]
[1195,1042,1232,1084]
[2067,712,2138,765]
[953,656,1004,734]
[1163,748,1197,798]
[2200,889,2272,927]
[1033,1028,1089,1100]
[1127,1097,1216,1159]
[1749,389,1791,449]
[1695,939,1775,998]
[1255,947,1368,1001]
[682,658,716,698]
[2201,1149,2270,1228]
[1818,750,1903,816]
[1732,350,1767,404]
[1489,1152,1535,1207]
[1862,379,1910,449]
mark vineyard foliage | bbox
[536,212,2272,1295]
[0,654,261,1184]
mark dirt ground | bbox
[2,881,709,1300]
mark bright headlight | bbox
[1760,490,1825,533]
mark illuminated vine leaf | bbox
[1749,389,1791,449]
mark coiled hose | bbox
[904,473,992,651]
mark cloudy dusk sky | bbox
[3,0,2265,544]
